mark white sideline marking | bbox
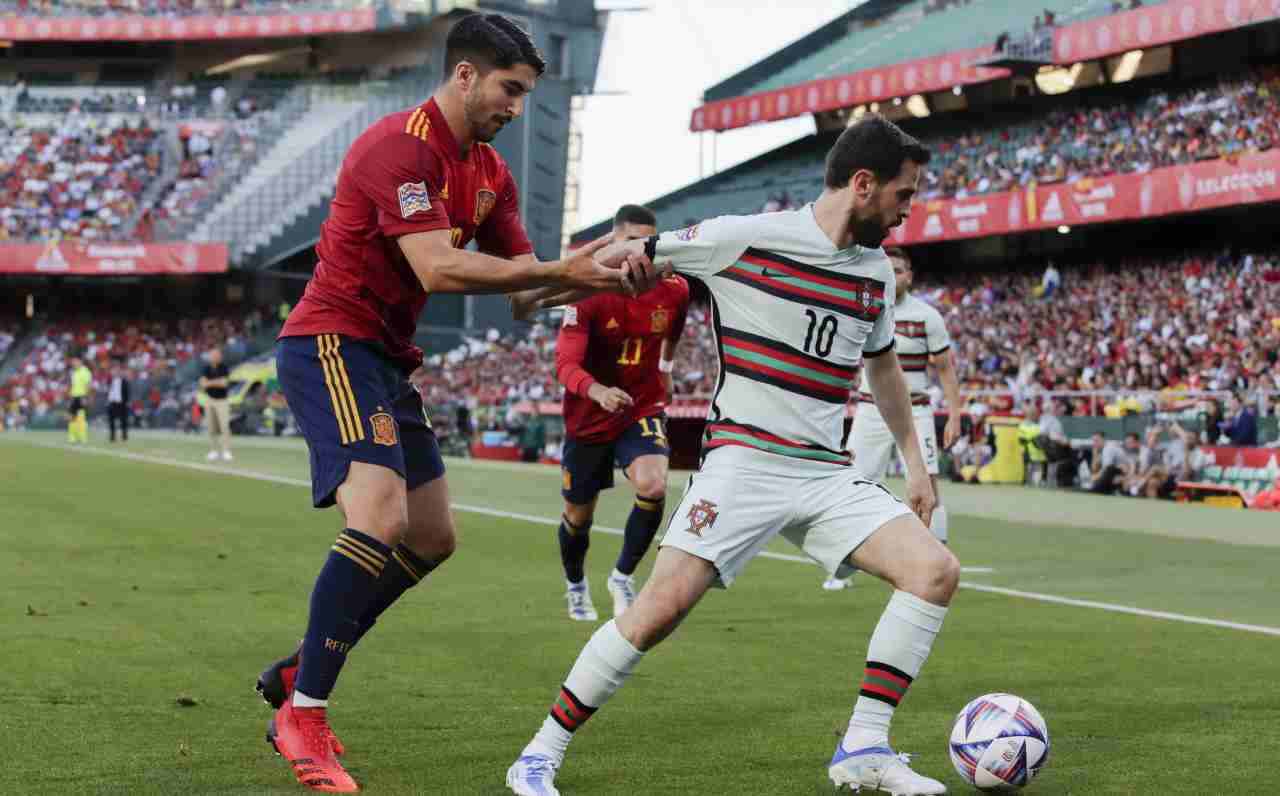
[12,438,1279,637]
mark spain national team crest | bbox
[474,188,497,225]
[650,308,670,333]
[369,412,398,446]
[685,499,719,537]
[562,469,572,491]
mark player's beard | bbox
[463,87,510,143]
[852,214,889,248]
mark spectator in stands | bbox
[1219,393,1259,445]
[1088,432,1141,495]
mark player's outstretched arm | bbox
[401,231,659,296]
[866,350,935,524]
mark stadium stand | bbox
[0,113,162,241]
[0,0,371,17]
[704,0,1115,103]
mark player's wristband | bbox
[658,358,674,374]
[644,235,658,262]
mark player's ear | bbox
[851,169,878,202]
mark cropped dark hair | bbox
[824,114,931,189]
[882,246,911,267]
[444,13,546,78]
[613,204,657,228]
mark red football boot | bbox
[258,647,345,755]
[267,701,358,793]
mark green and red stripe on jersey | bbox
[720,248,886,321]
[856,391,930,406]
[549,686,596,732]
[898,352,929,372]
[721,327,854,404]
[895,320,927,339]
[705,420,852,465]
[859,661,914,707]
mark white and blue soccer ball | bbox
[948,693,1050,791]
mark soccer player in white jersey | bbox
[823,245,962,590]
[506,115,958,796]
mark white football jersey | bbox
[856,292,950,400]
[654,205,895,467]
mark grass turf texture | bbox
[3,432,1279,795]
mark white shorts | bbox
[848,403,939,480]
[660,446,914,587]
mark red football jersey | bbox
[557,276,691,443]
[281,98,534,372]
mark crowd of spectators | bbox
[0,310,261,429]
[0,114,161,242]
[922,68,1280,200]
[150,116,267,236]
[2,0,365,17]
[919,249,1280,417]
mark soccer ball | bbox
[948,693,1050,791]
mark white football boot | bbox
[565,581,598,622]
[829,744,946,795]
[605,572,636,617]
[506,754,561,796]
[822,575,854,591]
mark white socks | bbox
[292,690,328,709]
[843,590,949,752]
[525,620,645,763]
[930,505,949,544]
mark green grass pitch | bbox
[3,431,1278,794]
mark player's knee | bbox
[564,503,595,531]
[408,520,456,563]
[918,546,960,605]
[635,476,667,501]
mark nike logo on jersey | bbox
[606,318,620,330]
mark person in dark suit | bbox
[107,363,131,443]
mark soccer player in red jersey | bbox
[554,205,691,621]
[257,14,659,793]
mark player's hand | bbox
[588,384,633,413]
[943,412,962,449]
[904,470,936,528]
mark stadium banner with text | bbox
[0,9,376,41]
[0,242,228,275]
[1054,0,1280,63]
[888,149,1280,245]
[1199,445,1280,498]
[689,47,1008,133]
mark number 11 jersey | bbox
[653,206,897,467]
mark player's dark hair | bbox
[444,13,546,78]
[883,246,911,267]
[824,114,930,189]
[614,204,657,228]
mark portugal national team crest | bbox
[474,188,497,225]
[685,499,719,537]
[650,308,670,333]
[675,224,699,242]
[369,412,398,446]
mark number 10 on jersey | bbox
[803,309,838,358]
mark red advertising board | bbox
[1200,445,1280,498]
[690,47,1008,133]
[887,149,1280,245]
[0,8,376,41]
[0,242,228,275]
[1054,0,1280,63]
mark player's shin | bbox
[843,590,949,752]
[294,529,393,705]
[558,514,592,584]
[524,620,644,764]
[350,544,440,645]
[614,494,664,576]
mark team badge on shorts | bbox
[651,308,669,333]
[685,499,719,537]
[369,412,398,446]
[474,188,497,225]
[562,469,572,491]
[675,224,699,241]
[397,181,432,217]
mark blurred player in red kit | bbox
[555,204,691,622]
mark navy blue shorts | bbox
[561,415,669,504]
[277,334,445,508]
